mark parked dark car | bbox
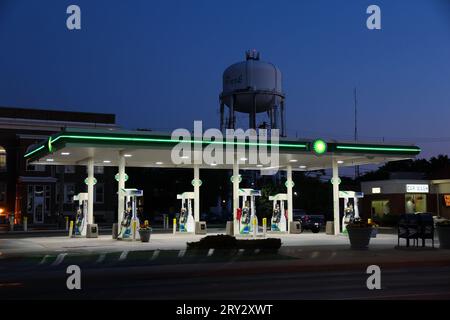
[293,209,325,233]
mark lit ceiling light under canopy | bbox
[124,154,132,158]
[103,160,111,163]
[46,159,54,162]
[61,152,70,156]
[337,160,344,164]
[289,159,298,163]
[156,162,163,165]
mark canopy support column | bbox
[87,158,94,225]
[286,165,293,233]
[118,152,126,224]
[193,165,200,222]
[233,162,240,235]
[332,159,340,235]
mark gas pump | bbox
[118,188,143,240]
[339,191,364,233]
[237,188,261,234]
[73,193,88,237]
[177,192,195,233]
[269,193,288,232]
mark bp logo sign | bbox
[312,139,327,155]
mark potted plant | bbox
[139,220,152,243]
[436,220,450,249]
[346,219,374,250]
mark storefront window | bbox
[64,184,75,203]
[94,183,104,204]
[405,194,427,213]
[371,200,390,216]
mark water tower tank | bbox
[220,50,286,136]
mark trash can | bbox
[86,224,99,238]
[112,223,119,239]
[289,221,301,234]
[195,221,207,235]
[326,221,334,235]
[226,221,234,236]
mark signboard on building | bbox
[406,184,429,193]
[444,195,450,207]
[372,187,381,194]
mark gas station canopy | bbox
[24,128,421,170]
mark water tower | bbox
[220,50,286,136]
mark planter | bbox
[437,226,450,249]
[347,227,372,250]
[139,229,152,242]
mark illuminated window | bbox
[94,183,104,204]
[405,194,427,213]
[0,146,6,172]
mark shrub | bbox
[186,234,281,251]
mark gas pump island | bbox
[118,188,144,241]
[236,188,261,235]
[73,193,88,237]
[177,192,196,233]
[269,193,288,232]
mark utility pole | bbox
[354,88,360,179]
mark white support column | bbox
[286,165,293,233]
[332,159,340,235]
[87,158,95,225]
[232,162,240,235]
[193,165,200,222]
[118,153,126,224]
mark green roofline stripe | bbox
[24,134,308,158]
[336,145,420,153]
[51,135,308,148]
[24,145,45,158]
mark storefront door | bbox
[27,185,51,224]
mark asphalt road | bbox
[1,261,449,300]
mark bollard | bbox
[368,218,372,224]
[253,217,257,238]
[262,217,267,237]
[68,221,74,237]
[23,216,28,232]
[65,216,69,231]
[173,218,177,234]
[132,220,137,241]
[166,216,169,230]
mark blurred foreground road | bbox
[1,261,449,300]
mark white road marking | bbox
[119,251,128,261]
[96,253,106,264]
[207,249,215,257]
[311,251,320,259]
[178,249,186,258]
[237,249,245,256]
[150,250,160,261]
[254,249,261,254]
[39,255,50,265]
[51,253,67,266]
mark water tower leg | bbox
[229,95,235,129]
[220,101,224,132]
[280,100,286,137]
[250,94,257,129]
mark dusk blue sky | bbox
[1,0,450,160]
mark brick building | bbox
[0,106,118,225]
